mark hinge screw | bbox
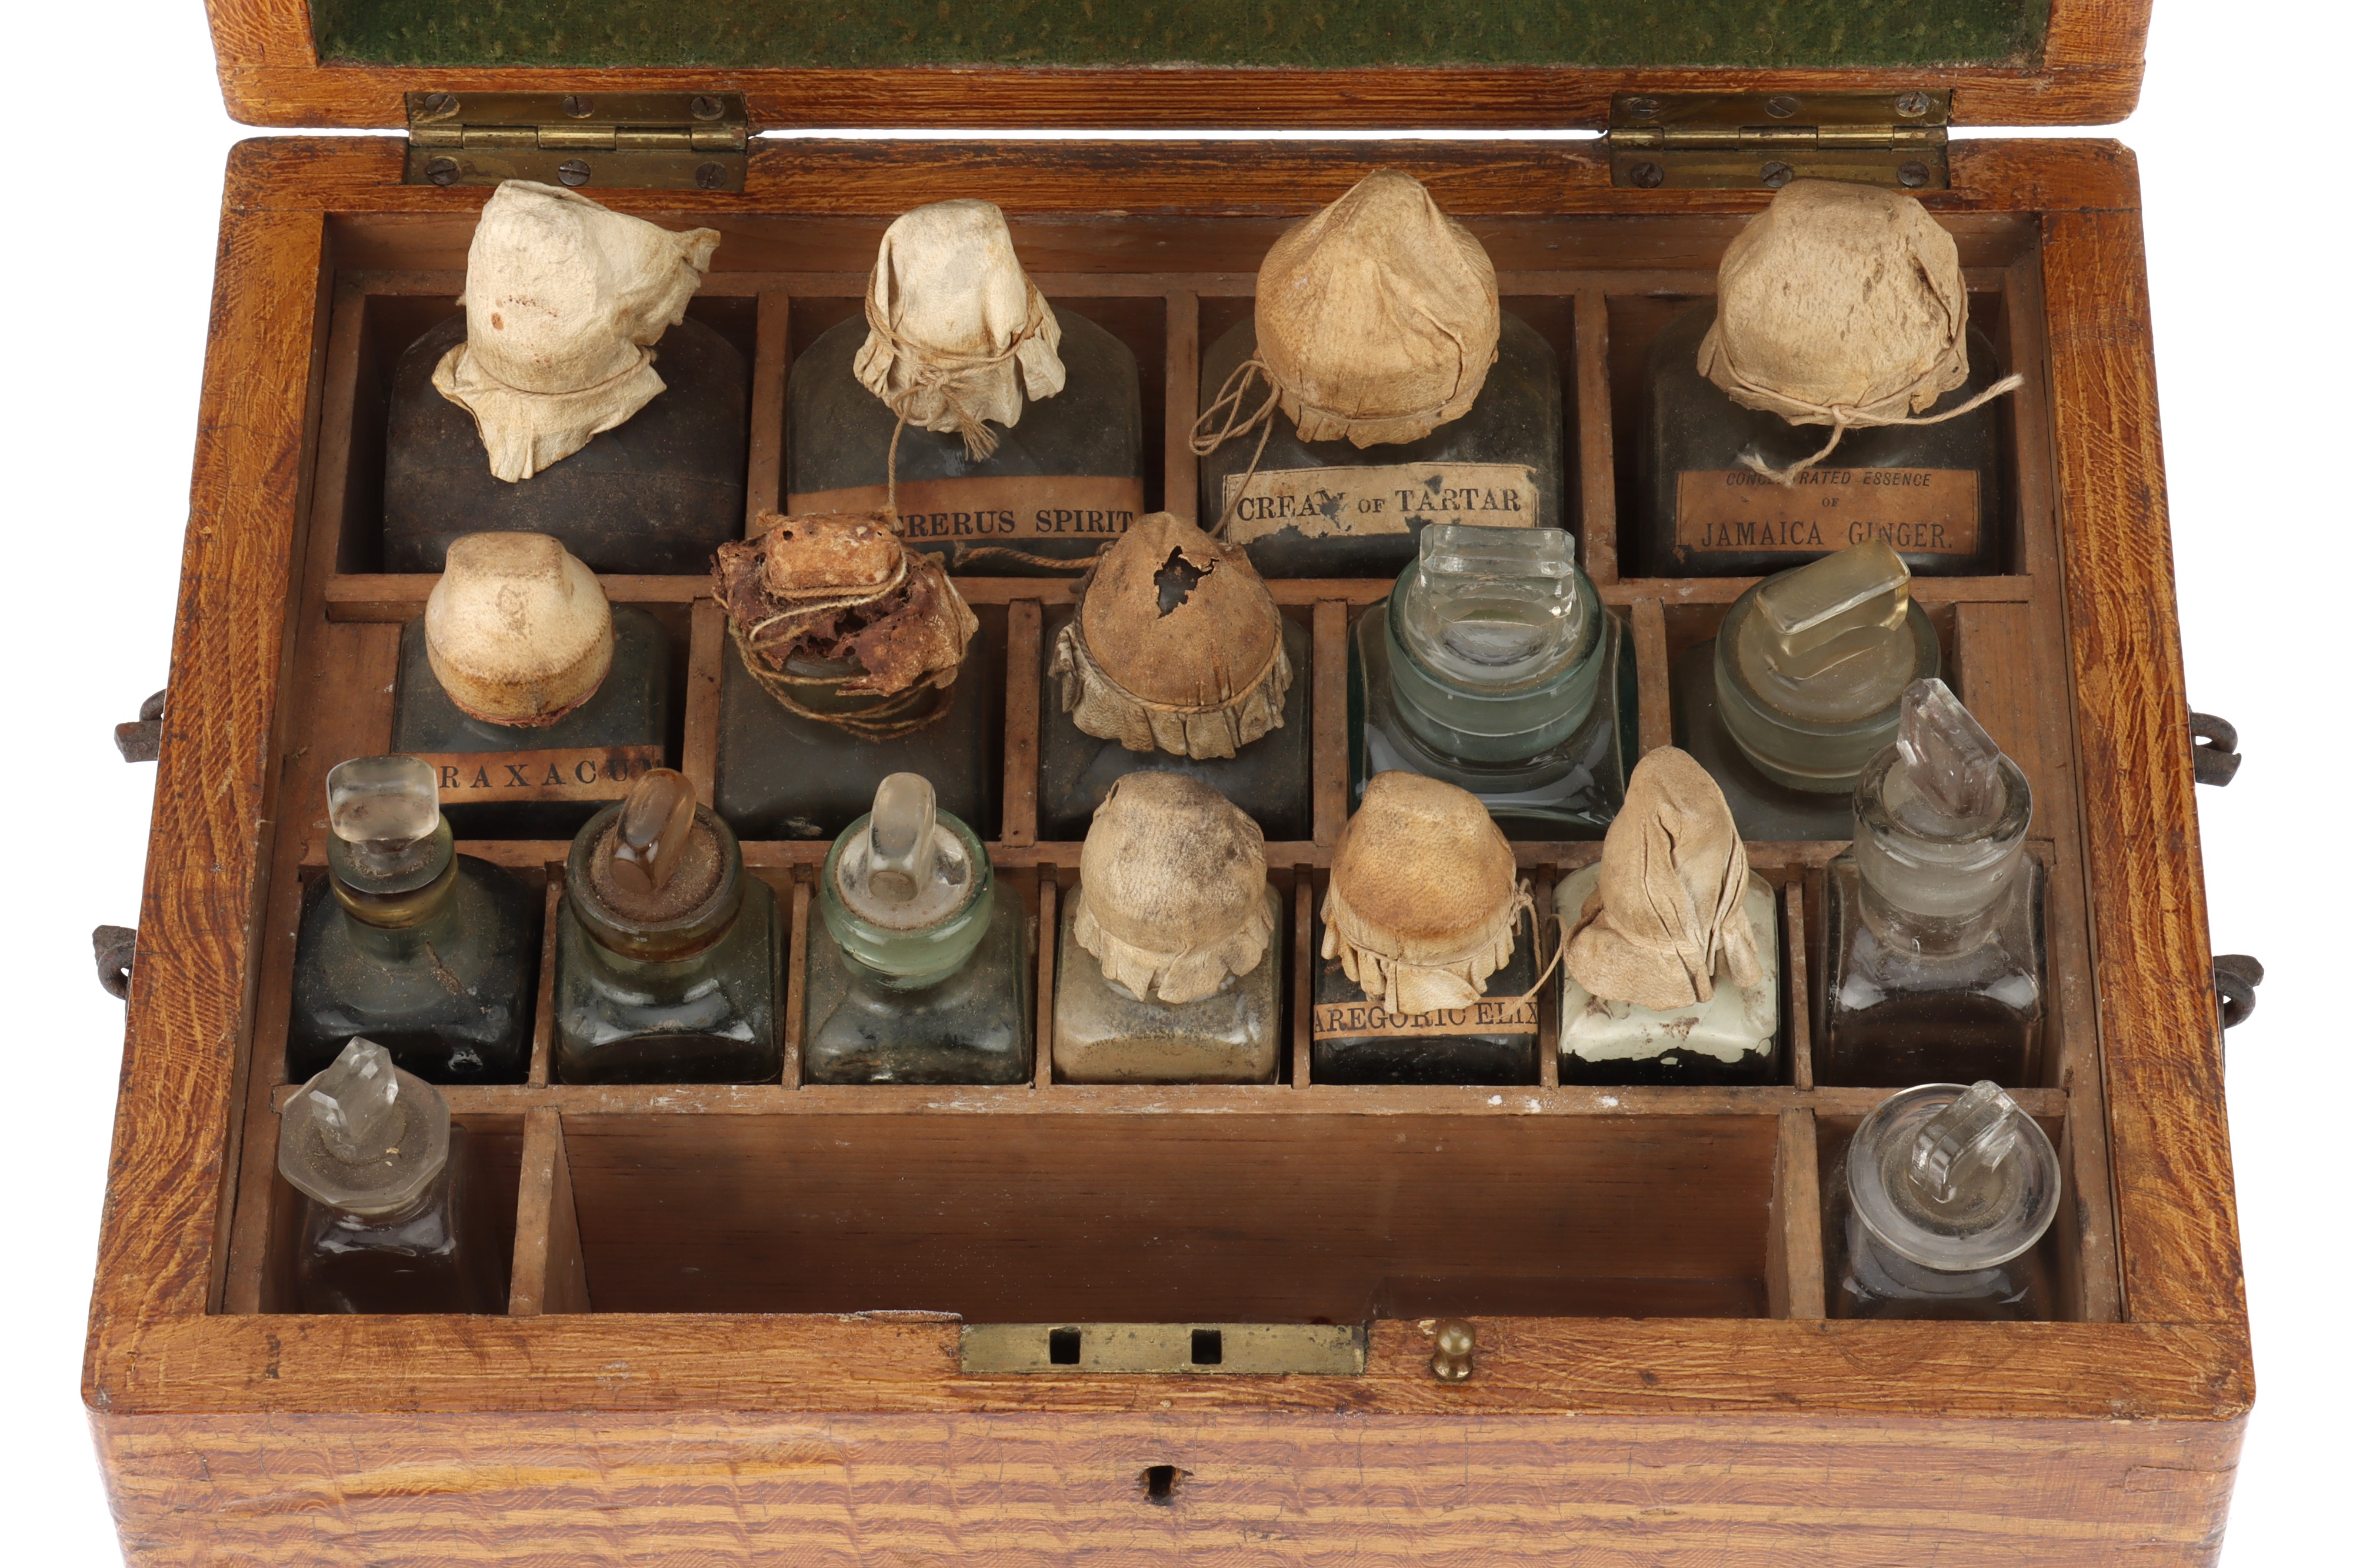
[691,95,727,121]
[418,92,457,117]
[1629,161,1665,190]
[695,162,727,191]
[1898,161,1932,189]
[557,160,592,188]
[424,157,459,187]
[1895,90,1932,117]
[1623,96,1662,121]
[1431,1320,1475,1382]
[1765,95,1801,119]
[561,94,594,118]
[1759,161,1796,189]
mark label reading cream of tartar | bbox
[1222,462,1541,543]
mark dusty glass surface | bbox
[1052,890,1284,1084]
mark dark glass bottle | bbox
[278,1039,508,1314]
[803,775,1032,1085]
[1827,1081,2059,1321]
[1821,680,2046,1087]
[554,770,781,1085]
[382,312,748,575]
[1635,300,2008,578]
[1349,524,1631,840]
[1554,864,1782,1087]
[389,532,674,840]
[1310,942,1538,1086]
[1672,539,1940,842]
[1197,313,1565,579]
[786,306,1145,572]
[288,756,539,1085]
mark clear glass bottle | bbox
[1554,863,1782,1087]
[277,1037,507,1314]
[288,756,541,1085]
[554,769,781,1084]
[1822,679,2045,1087]
[804,773,1032,1084]
[381,310,747,576]
[1635,300,2008,578]
[1350,524,1633,839]
[1052,772,1285,1084]
[1672,538,1941,842]
[1828,1080,2060,1321]
[389,533,675,841]
[1198,312,1565,579]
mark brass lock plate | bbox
[960,1322,1366,1375]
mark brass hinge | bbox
[403,92,749,193]
[1608,91,1949,192]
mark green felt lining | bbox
[312,1,2048,72]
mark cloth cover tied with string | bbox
[854,199,1066,461]
[1072,772,1279,1006]
[1565,748,1764,1012]
[711,513,979,739]
[432,181,720,483]
[1322,772,1533,1017]
[1698,179,2021,485]
[1051,512,1294,760]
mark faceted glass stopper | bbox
[326,755,440,852]
[305,1037,408,1162]
[1399,523,1587,688]
[1889,678,2006,830]
[1735,538,1919,723]
[834,772,971,932]
[1907,1079,2021,1203]
[604,768,698,900]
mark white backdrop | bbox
[2,3,2339,1560]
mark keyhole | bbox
[1140,1464,1184,1505]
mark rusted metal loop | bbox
[94,925,136,1001]
[2189,712,2240,786]
[2214,953,2264,1030]
[114,688,167,763]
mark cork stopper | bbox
[424,532,615,726]
[853,199,1066,458]
[1564,748,1764,1012]
[1254,170,1500,448]
[1734,538,1918,724]
[276,1038,451,1217]
[1321,772,1532,1016]
[1052,513,1293,760]
[1073,773,1278,1005]
[588,769,723,923]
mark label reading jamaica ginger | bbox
[417,745,665,805]
[1311,995,1539,1040]
[1674,468,1979,556]
[785,475,1145,542]
[1221,463,1540,545]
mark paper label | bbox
[1674,468,1980,556]
[1311,995,1539,1039]
[418,745,666,806]
[786,475,1145,541]
[1220,463,1541,543]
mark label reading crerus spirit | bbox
[1222,463,1540,544]
[416,746,665,805]
[1311,995,1540,1039]
[786,475,1145,541]
[1675,468,1980,555]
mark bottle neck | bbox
[331,846,462,955]
[1851,747,2034,936]
[317,1157,454,1227]
[1382,566,1605,765]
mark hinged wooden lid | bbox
[210,1,2147,134]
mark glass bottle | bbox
[277,1037,507,1313]
[1821,679,2045,1087]
[554,768,781,1084]
[804,773,1032,1084]
[389,532,675,840]
[1039,512,1311,842]
[1350,523,1633,839]
[1052,772,1285,1084]
[1635,299,2008,578]
[1672,538,1941,842]
[1553,748,1781,1086]
[1828,1080,2060,1321]
[288,756,541,1085]
[1311,772,1539,1086]
[1198,311,1564,579]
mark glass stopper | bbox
[276,1036,451,1217]
[1907,1079,2019,1203]
[834,772,971,932]
[304,1037,407,1163]
[603,768,698,900]
[326,755,440,852]
[1398,523,1586,688]
[1734,538,1921,724]
[1889,678,2005,829]
[1847,1079,2060,1273]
